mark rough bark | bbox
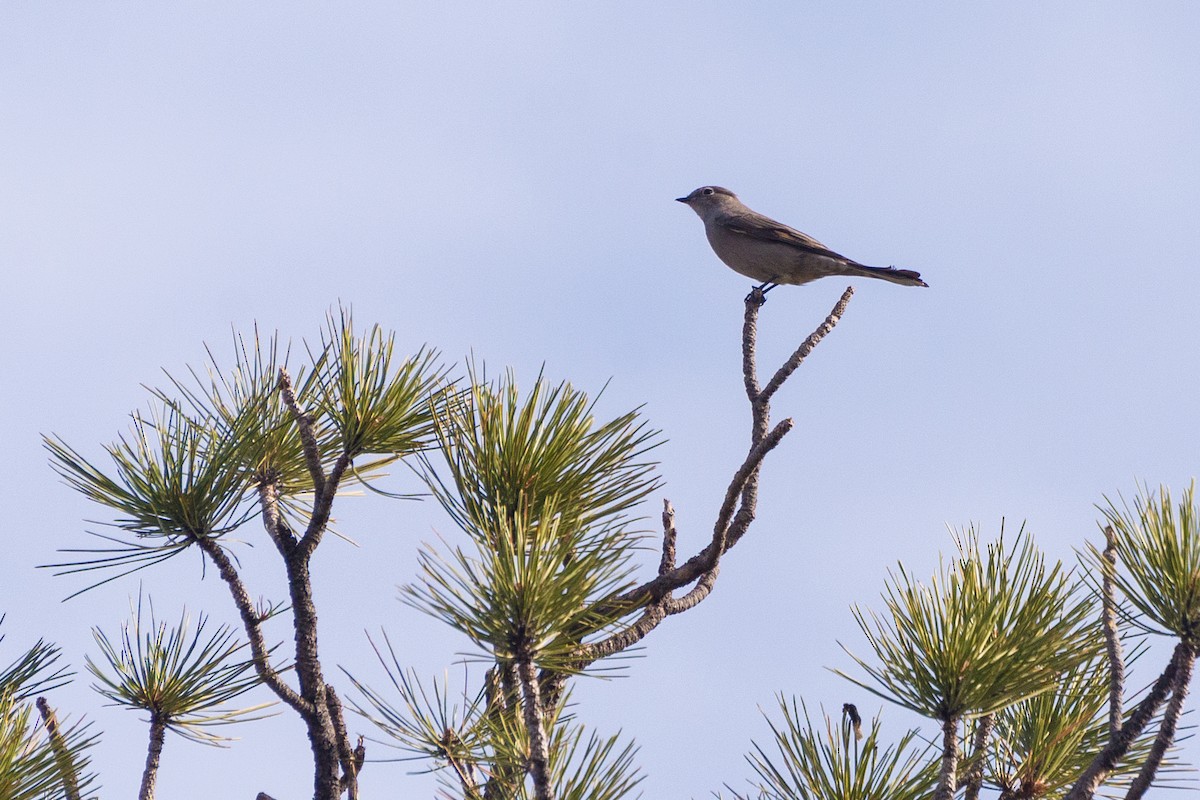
[1101,525,1125,741]
[933,714,960,800]
[599,288,852,622]
[36,697,82,800]
[963,712,995,800]
[138,716,166,800]
[285,552,343,800]
[1123,644,1197,800]
[516,654,554,800]
[1064,641,1187,800]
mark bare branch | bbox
[933,714,961,800]
[190,534,309,715]
[576,289,855,702]
[279,368,325,496]
[612,418,792,610]
[516,654,554,800]
[759,286,854,408]
[661,566,719,615]
[1101,525,1125,742]
[578,603,669,664]
[712,419,793,550]
[298,451,352,560]
[591,289,853,655]
[658,501,678,574]
[36,698,82,800]
[257,480,297,557]
[1065,641,1188,800]
[963,712,995,800]
[1124,645,1197,800]
[742,294,762,403]
[327,685,360,800]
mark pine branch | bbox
[933,714,961,800]
[1064,641,1188,800]
[191,534,309,715]
[1124,644,1197,800]
[963,712,995,800]
[35,697,82,800]
[516,652,554,800]
[1101,525,1125,742]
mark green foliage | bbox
[423,367,662,547]
[725,698,933,800]
[469,696,643,800]
[1097,481,1200,642]
[404,497,641,671]
[407,370,660,670]
[343,636,488,766]
[161,328,316,496]
[838,525,1095,721]
[0,622,98,800]
[43,309,450,591]
[547,719,643,800]
[985,654,1173,799]
[0,692,99,800]
[86,599,274,745]
[46,402,254,552]
[347,640,643,800]
[309,309,449,460]
[1,618,71,702]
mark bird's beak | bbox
[675,197,688,203]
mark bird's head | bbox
[675,185,741,220]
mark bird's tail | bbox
[852,265,929,287]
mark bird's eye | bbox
[702,187,715,196]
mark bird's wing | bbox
[723,212,857,264]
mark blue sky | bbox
[3,4,1199,798]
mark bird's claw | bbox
[745,282,776,306]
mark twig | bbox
[933,714,961,800]
[191,534,309,714]
[759,287,854,407]
[258,480,298,556]
[963,712,995,800]
[1101,525,1125,742]
[279,368,326,498]
[328,686,361,800]
[516,651,554,800]
[659,501,678,574]
[1124,644,1197,800]
[36,698,82,800]
[1065,641,1188,800]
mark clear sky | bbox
[3,3,1199,798]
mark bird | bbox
[676,186,928,296]
[842,703,864,741]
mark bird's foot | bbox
[745,282,776,306]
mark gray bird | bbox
[677,186,928,294]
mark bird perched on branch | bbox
[676,186,928,296]
[842,702,864,741]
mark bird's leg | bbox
[745,282,776,306]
